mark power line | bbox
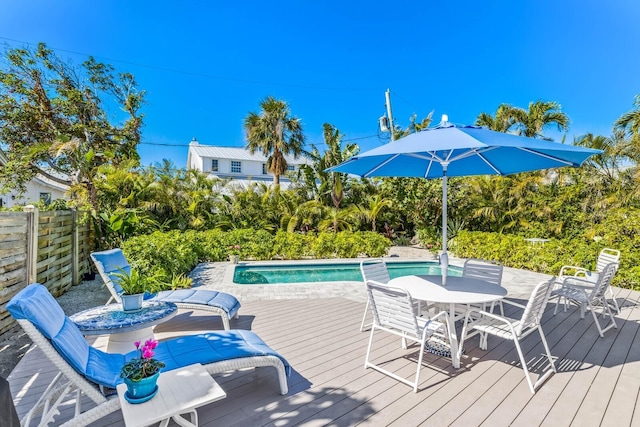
[0,36,378,92]
[139,132,380,148]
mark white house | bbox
[186,139,311,190]
[0,151,70,208]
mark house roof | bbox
[187,141,311,165]
[0,149,70,192]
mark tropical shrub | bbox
[453,230,640,289]
[122,229,392,285]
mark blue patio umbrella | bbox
[327,120,602,284]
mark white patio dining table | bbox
[387,275,507,369]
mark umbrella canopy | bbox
[328,122,602,283]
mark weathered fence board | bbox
[0,208,94,334]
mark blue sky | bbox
[2,1,640,167]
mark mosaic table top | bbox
[70,301,177,335]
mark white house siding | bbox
[1,176,68,208]
[186,140,311,187]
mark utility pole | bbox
[385,88,395,141]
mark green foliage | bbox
[453,230,640,290]
[0,43,144,210]
[121,229,392,283]
[393,235,412,246]
[122,230,202,281]
[272,231,314,259]
[112,269,163,295]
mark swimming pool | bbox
[232,261,462,284]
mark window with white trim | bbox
[231,161,242,173]
[262,164,268,175]
[211,159,218,172]
[287,165,295,171]
[40,192,52,205]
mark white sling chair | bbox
[553,262,618,337]
[460,277,557,394]
[558,248,621,314]
[364,280,450,392]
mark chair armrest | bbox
[561,276,595,289]
[501,299,526,309]
[465,308,512,325]
[559,265,587,277]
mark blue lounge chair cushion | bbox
[8,284,289,389]
[91,249,241,319]
[148,289,241,319]
[91,249,131,295]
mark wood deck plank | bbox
[8,288,640,427]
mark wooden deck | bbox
[8,286,640,426]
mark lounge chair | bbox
[7,284,289,427]
[91,249,241,330]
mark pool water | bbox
[233,261,462,285]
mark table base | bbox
[107,327,154,353]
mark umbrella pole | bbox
[441,166,449,285]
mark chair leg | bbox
[608,287,621,314]
[514,338,538,394]
[364,326,377,368]
[539,326,557,374]
[413,338,427,393]
[590,297,618,337]
[360,299,370,332]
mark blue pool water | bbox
[233,261,462,285]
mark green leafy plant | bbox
[112,269,162,295]
[120,339,165,381]
[168,273,193,290]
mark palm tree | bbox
[615,94,640,141]
[476,101,569,139]
[475,104,519,132]
[401,112,434,137]
[358,195,393,231]
[511,100,569,138]
[244,97,305,187]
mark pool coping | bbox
[225,258,463,286]
[190,255,552,303]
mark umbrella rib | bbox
[363,154,400,177]
[518,147,576,166]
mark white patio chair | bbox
[552,262,618,337]
[460,277,557,394]
[558,248,621,314]
[359,259,391,331]
[364,280,450,392]
[461,258,504,316]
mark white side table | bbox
[116,364,226,427]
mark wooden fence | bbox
[0,207,94,334]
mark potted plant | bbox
[120,339,165,402]
[112,269,162,312]
[227,244,241,264]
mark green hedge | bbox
[121,229,391,283]
[452,230,639,289]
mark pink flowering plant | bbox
[227,244,241,256]
[120,339,165,381]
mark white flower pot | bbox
[121,293,144,312]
